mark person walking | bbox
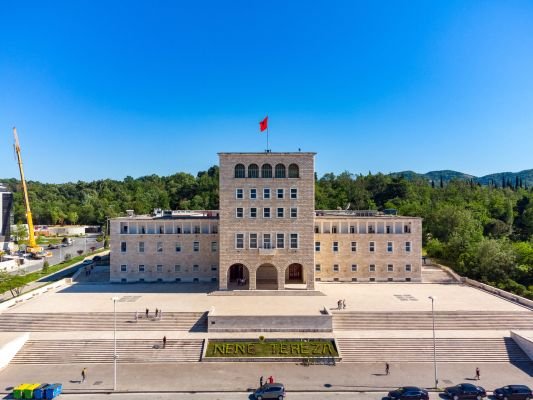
[268,375,274,384]
[337,300,342,310]
[145,308,149,318]
[162,336,167,348]
[135,311,138,322]
[342,299,346,309]
[259,376,264,387]
[81,368,87,383]
[475,367,480,380]
[385,362,390,375]
[155,308,159,318]
[159,309,162,320]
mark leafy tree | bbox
[12,222,28,243]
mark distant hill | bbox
[391,169,533,187]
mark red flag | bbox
[259,116,268,132]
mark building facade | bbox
[110,152,422,288]
[0,186,13,250]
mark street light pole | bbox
[111,296,119,391]
[429,296,438,388]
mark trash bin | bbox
[33,383,50,400]
[44,383,62,399]
[23,383,40,399]
[13,384,29,399]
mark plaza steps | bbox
[11,338,203,364]
[421,265,457,283]
[337,337,531,363]
[332,311,533,331]
[0,312,207,332]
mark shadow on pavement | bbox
[58,282,218,294]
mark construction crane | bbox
[13,127,49,259]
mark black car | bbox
[494,385,532,400]
[388,386,429,400]
[445,383,486,400]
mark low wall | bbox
[511,331,533,361]
[435,264,463,282]
[0,259,19,272]
[0,278,72,312]
[0,333,29,370]
[463,278,533,309]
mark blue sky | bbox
[1,1,532,183]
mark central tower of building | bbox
[218,152,316,290]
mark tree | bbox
[0,250,5,262]
[0,271,27,298]
[77,250,84,256]
[12,222,28,243]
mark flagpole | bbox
[267,124,269,152]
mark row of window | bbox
[235,163,299,178]
[120,264,218,273]
[316,277,413,282]
[315,225,411,234]
[236,187,298,200]
[315,264,413,272]
[235,233,299,249]
[315,241,412,252]
[120,241,217,253]
[122,225,218,235]
[236,207,298,219]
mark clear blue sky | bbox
[1,1,532,183]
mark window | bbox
[290,233,298,249]
[290,208,297,218]
[333,241,339,252]
[193,225,200,234]
[236,207,244,218]
[288,163,299,178]
[387,264,394,272]
[263,188,271,199]
[139,242,144,253]
[315,241,321,252]
[388,277,393,282]
[276,233,285,248]
[275,163,286,178]
[351,264,358,272]
[261,163,272,178]
[139,265,145,273]
[248,163,259,178]
[175,243,181,252]
[277,207,284,218]
[290,188,298,199]
[211,265,218,271]
[250,188,257,199]
[235,233,244,249]
[193,241,199,252]
[404,224,411,233]
[352,277,358,282]
[236,188,243,199]
[332,226,337,234]
[263,207,271,218]
[369,264,376,272]
[175,278,181,282]
[405,264,412,272]
[211,241,217,252]
[120,265,127,272]
[193,278,199,283]
[174,265,181,272]
[235,164,245,178]
[315,264,321,272]
[250,207,257,218]
[249,233,258,248]
[157,242,163,252]
[121,242,127,252]
[369,241,375,252]
[159,225,164,234]
[157,264,163,273]
[368,224,375,234]
[350,225,356,234]
[122,225,128,233]
[140,225,146,234]
[277,188,284,199]
[405,241,411,252]
[386,225,392,234]
[263,233,272,249]
[369,277,376,282]
[315,226,320,233]
[405,277,411,282]
[351,241,357,252]
[333,264,339,272]
[193,264,199,272]
[176,226,182,234]
[387,241,393,253]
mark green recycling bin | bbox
[13,384,30,399]
[23,383,41,399]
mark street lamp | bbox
[111,296,119,391]
[428,296,438,388]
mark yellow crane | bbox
[13,127,50,259]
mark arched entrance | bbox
[285,263,305,284]
[256,264,278,290]
[227,263,249,289]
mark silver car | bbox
[253,383,286,400]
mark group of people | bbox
[337,299,346,310]
[259,375,274,386]
[134,308,163,321]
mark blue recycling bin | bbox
[44,383,62,399]
[33,384,50,399]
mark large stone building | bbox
[110,152,422,288]
[0,185,13,250]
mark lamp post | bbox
[428,296,438,388]
[111,296,119,391]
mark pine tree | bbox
[440,176,444,188]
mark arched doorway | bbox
[256,264,278,290]
[285,263,304,284]
[228,263,249,289]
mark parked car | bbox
[253,383,285,400]
[388,386,429,400]
[61,237,73,246]
[92,256,102,262]
[81,259,93,266]
[47,244,60,249]
[494,385,532,400]
[445,383,486,400]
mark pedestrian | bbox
[475,367,480,380]
[337,300,342,310]
[260,376,264,387]
[135,311,138,322]
[145,308,149,318]
[159,309,162,320]
[268,375,274,384]
[81,368,87,383]
[163,335,167,348]
[155,308,159,318]
[342,299,346,309]
[385,362,390,375]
